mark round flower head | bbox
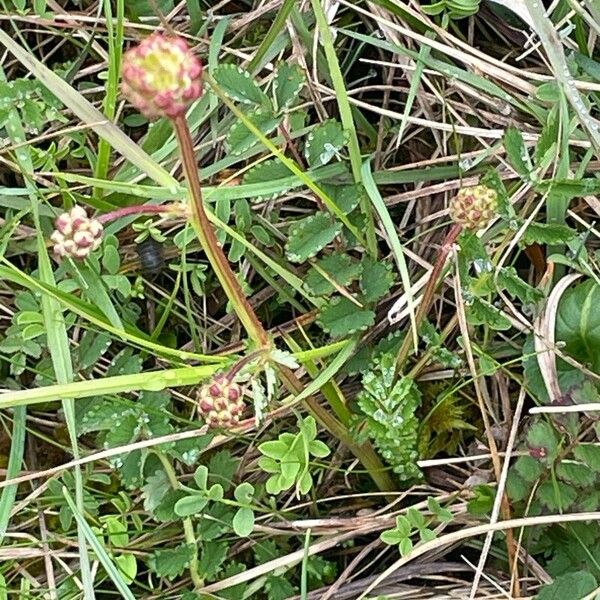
[51,205,103,261]
[121,33,203,119]
[449,185,498,231]
[197,374,245,428]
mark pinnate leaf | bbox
[148,544,194,580]
[286,213,341,263]
[227,108,281,155]
[317,296,375,337]
[305,119,345,167]
[274,63,305,109]
[214,64,270,106]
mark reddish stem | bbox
[97,203,184,224]
[395,223,463,373]
[172,115,269,349]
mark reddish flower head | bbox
[449,185,498,231]
[197,374,245,428]
[121,33,203,119]
[51,205,103,261]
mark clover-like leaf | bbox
[234,482,254,504]
[317,296,375,337]
[285,213,341,263]
[174,495,209,517]
[232,507,255,537]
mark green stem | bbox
[156,452,203,590]
[172,115,269,349]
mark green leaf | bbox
[520,222,577,247]
[527,420,560,461]
[115,554,137,585]
[148,544,194,580]
[259,440,289,460]
[305,119,345,168]
[309,440,330,458]
[194,465,209,490]
[398,537,413,557]
[419,528,437,542]
[227,108,281,155]
[406,507,425,529]
[466,297,511,331]
[537,481,578,510]
[198,541,228,580]
[537,571,597,600]
[557,461,596,487]
[360,256,394,302]
[78,331,111,370]
[274,63,305,110]
[232,507,255,537]
[266,575,297,600]
[141,470,170,513]
[514,455,545,482]
[467,484,495,515]
[317,296,375,337]
[104,517,129,547]
[497,267,543,305]
[298,470,313,495]
[304,253,361,296]
[214,64,270,107]
[380,529,406,545]
[556,280,600,374]
[242,158,295,200]
[285,213,342,263]
[102,243,121,275]
[208,450,239,491]
[574,444,600,472]
[174,495,208,517]
[234,482,254,504]
[504,126,531,178]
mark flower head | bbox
[121,33,203,119]
[197,374,245,428]
[449,185,498,231]
[51,205,103,261]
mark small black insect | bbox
[136,237,165,277]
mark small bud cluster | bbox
[121,33,203,119]
[449,185,498,231]
[197,374,245,428]
[51,206,103,261]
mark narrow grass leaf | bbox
[62,487,136,600]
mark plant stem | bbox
[172,114,269,349]
[156,452,204,590]
[97,203,184,224]
[396,223,463,374]
[171,115,395,492]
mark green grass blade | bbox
[309,0,377,256]
[94,0,124,199]
[62,487,136,600]
[0,365,218,410]
[361,160,417,348]
[248,0,296,73]
[0,406,26,542]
